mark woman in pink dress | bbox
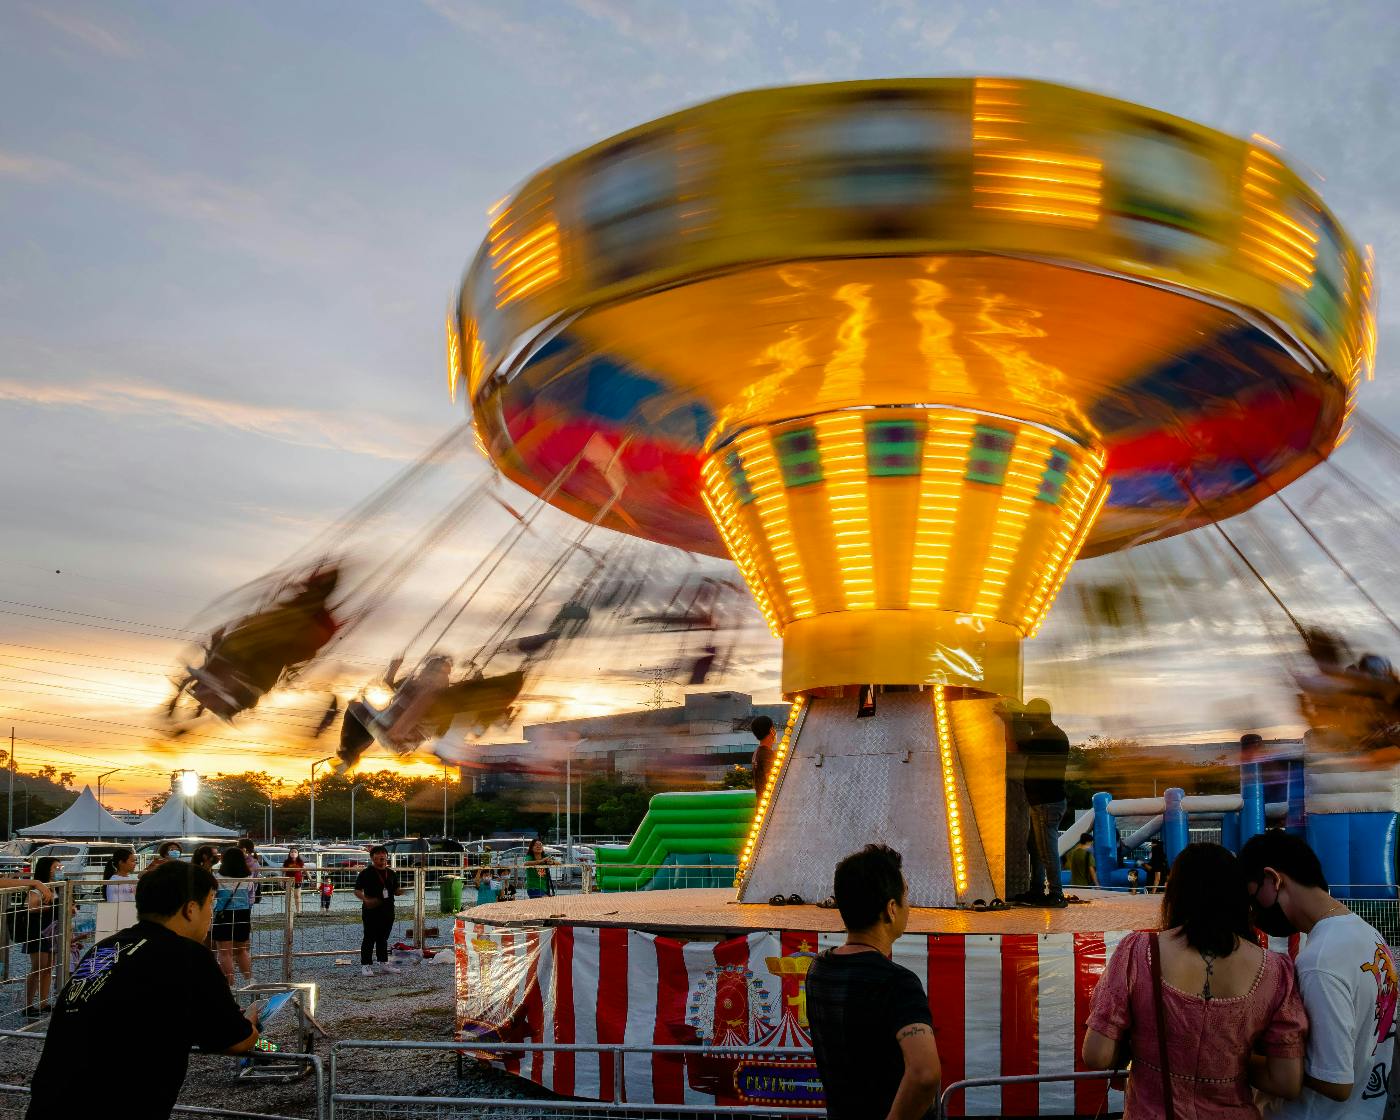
[1083,843,1308,1118]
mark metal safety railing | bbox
[937,1069,1125,1117]
[0,1028,324,1120]
[330,1039,824,1120]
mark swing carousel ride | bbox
[451,76,1375,908]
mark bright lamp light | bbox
[178,771,200,797]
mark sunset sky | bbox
[3,1,1399,810]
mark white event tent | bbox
[17,786,139,839]
[126,794,236,839]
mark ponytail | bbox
[103,846,135,881]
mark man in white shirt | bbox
[1240,831,1398,1117]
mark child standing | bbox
[319,879,333,911]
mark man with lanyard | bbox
[353,846,403,977]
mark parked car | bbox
[0,838,62,859]
[314,847,368,888]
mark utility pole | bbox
[309,757,333,844]
[349,783,364,841]
[442,765,449,837]
[7,728,14,842]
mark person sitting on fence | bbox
[212,847,256,986]
[26,861,261,1120]
[1083,842,1306,1118]
[1239,830,1397,1118]
[805,844,941,1120]
[103,847,138,902]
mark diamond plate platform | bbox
[736,692,1003,908]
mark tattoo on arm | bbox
[896,1024,932,1041]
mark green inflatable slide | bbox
[592,789,756,891]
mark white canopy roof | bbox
[18,786,140,838]
[126,794,237,838]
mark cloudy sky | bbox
[3,0,1399,807]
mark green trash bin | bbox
[439,874,464,915]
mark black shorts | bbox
[212,908,251,945]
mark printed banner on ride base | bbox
[453,919,1141,1117]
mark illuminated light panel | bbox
[973,430,1056,618]
[737,696,806,883]
[1018,456,1104,632]
[933,687,969,897]
[737,430,815,619]
[700,462,783,637]
[1361,245,1378,381]
[815,414,875,610]
[974,150,1103,227]
[445,312,462,403]
[1019,453,1103,630]
[489,206,562,308]
[469,418,489,460]
[1240,149,1317,291]
[464,317,485,400]
[972,79,1100,227]
[1026,479,1110,638]
[908,417,977,609]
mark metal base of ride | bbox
[738,691,1006,908]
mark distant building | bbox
[464,692,789,794]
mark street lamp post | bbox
[266,796,274,842]
[349,783,364,842]
[552,794,560,844]
[97,768,122,840]
[176,770,200,834]
[402,795,408,837]
[442,765,449,838]
[309,757,334,844]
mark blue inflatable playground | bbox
[1070,755,1398,900]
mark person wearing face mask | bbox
[1239,831,1397,1118]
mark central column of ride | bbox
[702,406,1107,907]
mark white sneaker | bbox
[380,960,401,974]
[360,965,374,977]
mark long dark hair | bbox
[219,847,250,878]
[1160,842,1254,957]
[102,847,135,880]
[33,857,60,884]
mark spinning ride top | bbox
[453,78,1376,907]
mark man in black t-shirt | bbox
[806,844,941,1120]
[27,862,259,1119]
[354,845,404,977]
